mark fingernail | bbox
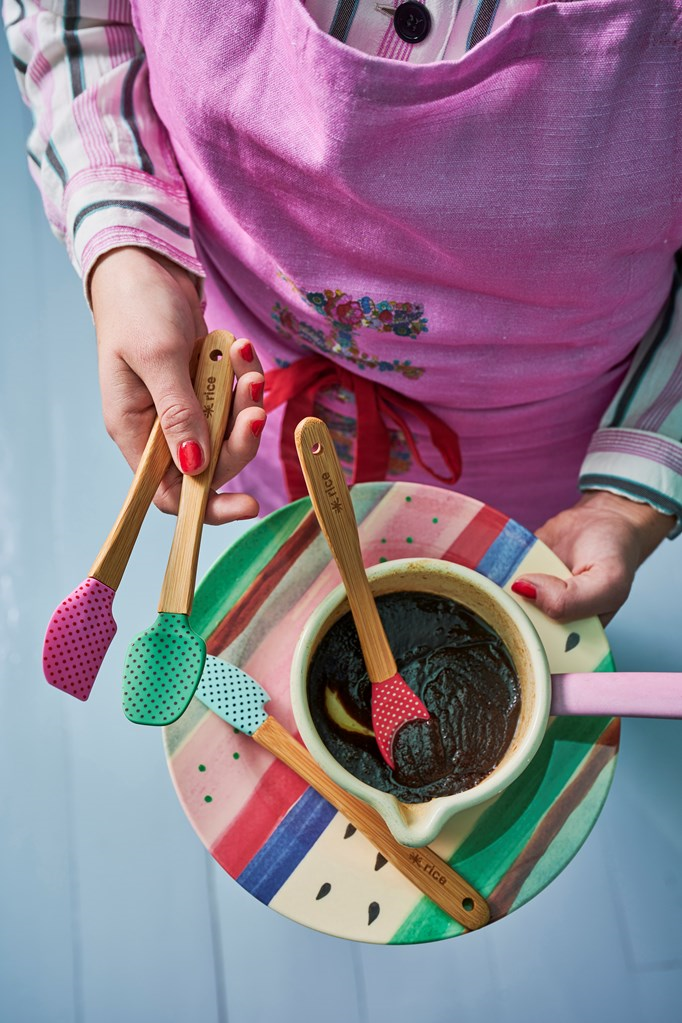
[240,343,254,363]
[250,418,265,438]
[250,380,264,402]
[511,580,537,600]
[178,440,204,473]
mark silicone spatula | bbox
[122,331,235,726]
[294,416,433,770]
[196,655,490,930]
[42,341,204,700]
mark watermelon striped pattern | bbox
[164,482,617,944]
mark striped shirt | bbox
[4,0,682,532]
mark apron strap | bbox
[264,354,462,501]
[377,389,462,484]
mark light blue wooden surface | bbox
[1,49,680,1023]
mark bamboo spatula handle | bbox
[89,419,170,591]
[88,339,205,592]
[294,417,396,682]
[158,331,235,614]
[252,715,490,930]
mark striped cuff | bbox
[579,428,682,538]
[63,167,205,299]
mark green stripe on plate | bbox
[510,755,615,910]
[190,499,313,639]
[190,484,392,640]
[595,650,617,672]
[392,714,615,943]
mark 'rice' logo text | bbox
[409,851,447,886]
[203,376,216,418]
[322,472,342,514]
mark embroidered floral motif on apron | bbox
[131,0,682,528]
[273,271,428,379]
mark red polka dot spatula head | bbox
[295,417,434,771]
[42,340,204,701]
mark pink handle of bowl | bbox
[550,672,682,718]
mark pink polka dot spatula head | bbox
[295,417,437,771]
[42,340,205,701]
[42,416,173,700]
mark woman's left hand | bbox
[510,491,675,625]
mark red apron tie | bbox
[264,354,462,501]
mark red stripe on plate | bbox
[441,504,508,568]
[210,757,308,877]
[207,512,320,653]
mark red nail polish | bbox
[250,380,264,402]
[511,580,537,600]
[250,418,265,438]
[240,343,254,363]
[178,440,203,473]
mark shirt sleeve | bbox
[2,0,205,295]
[579,275,682,538]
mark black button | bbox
[394,2,431,44]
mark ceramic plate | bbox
[164,483,618,944]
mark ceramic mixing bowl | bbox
[290,557,551,847]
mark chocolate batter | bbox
[307,591,521,803]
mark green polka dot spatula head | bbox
[122,331,236,726]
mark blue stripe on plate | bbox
[477,519,535,584]
[237,788,337,904]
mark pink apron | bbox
[131,0,682,530]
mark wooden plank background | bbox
[0,45,680,1023]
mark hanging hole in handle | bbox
[462,897,474,912]
[209,349,223,361]
[312,442,323,455]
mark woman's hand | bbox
[90,246,266,524]
[511,491,675,625]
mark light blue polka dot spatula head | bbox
[196,655,270,735]
[193,654,491,930]
[122,332,236,726]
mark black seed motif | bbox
[368,902,380,926]
[344,824,356,840]
[565,632,581,652]
[316,883,332,901]
[374,854,387,871]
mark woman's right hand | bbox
[90,246,266,524]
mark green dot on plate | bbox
[432,517,438,523]
[405,496,412,502]
[204,795,213,803]
[233,752,240,760]
[406,536,413,544]
[379,556,387,563]
[381,538,387,544]
[198,764,206,772]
